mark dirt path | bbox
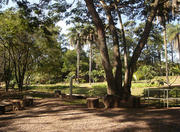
[0,98,180,132]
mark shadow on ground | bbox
[0,97,180,132]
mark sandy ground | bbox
[0,98,180,132]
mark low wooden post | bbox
[166,89,169,108]
[69,75,75,98]
[176,90,178,105]
[87,98,99,109]
[148,89,150,106]
[158,90,160,107]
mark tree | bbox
[155,0,179,85]
[0,9,37,91]
[0,3,63,90]
[67,24,86,83]
[80,24,97,84]
[0,36,12,91]
[84,0,161,97]
[167,23,180,60]
[62,50,77,76]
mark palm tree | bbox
[67,24,85,83]
[167,24,180,61]
[81,24,97,84]
[155,1,177,86]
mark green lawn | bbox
[22,76,180,97]
[24,81,152,97]
[1,76,180,99]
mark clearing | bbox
[0,98,180,132]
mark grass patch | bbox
[90,84,107,97]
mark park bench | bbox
[0,100,13,114]
[0,96,34,114]
[144,88,180,108]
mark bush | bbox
[92,69,105,82]
[134,65,157,81]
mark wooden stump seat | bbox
[23,96,33,107]
[87,98,99,109]
[0,101,13,114]
[10,99,24,111]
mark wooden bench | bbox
[0,101,13,114]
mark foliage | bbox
[91,69,105,82]
[134,65,157,81]
[0,0,179,97]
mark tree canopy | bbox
[0,0,179,99]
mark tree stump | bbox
[87,98,99,109]
[0,101,13,114]
[54,90,61,97]
[23,96,33,106]
[0,105,5,114]
[11,99,23,111]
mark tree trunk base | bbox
[103,95,140,108]
[120,96,140,108]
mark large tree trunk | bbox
[124,0,160,96]
[114,2,129,93]
[84,0,116,95]
[105,8,123,96]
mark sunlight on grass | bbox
[25,76,180,97]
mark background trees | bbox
[0,0,179,98]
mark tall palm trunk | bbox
[163,24,169,86]
[76,40,80,83]
[89,43,92,84]
[171,42,174,63]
